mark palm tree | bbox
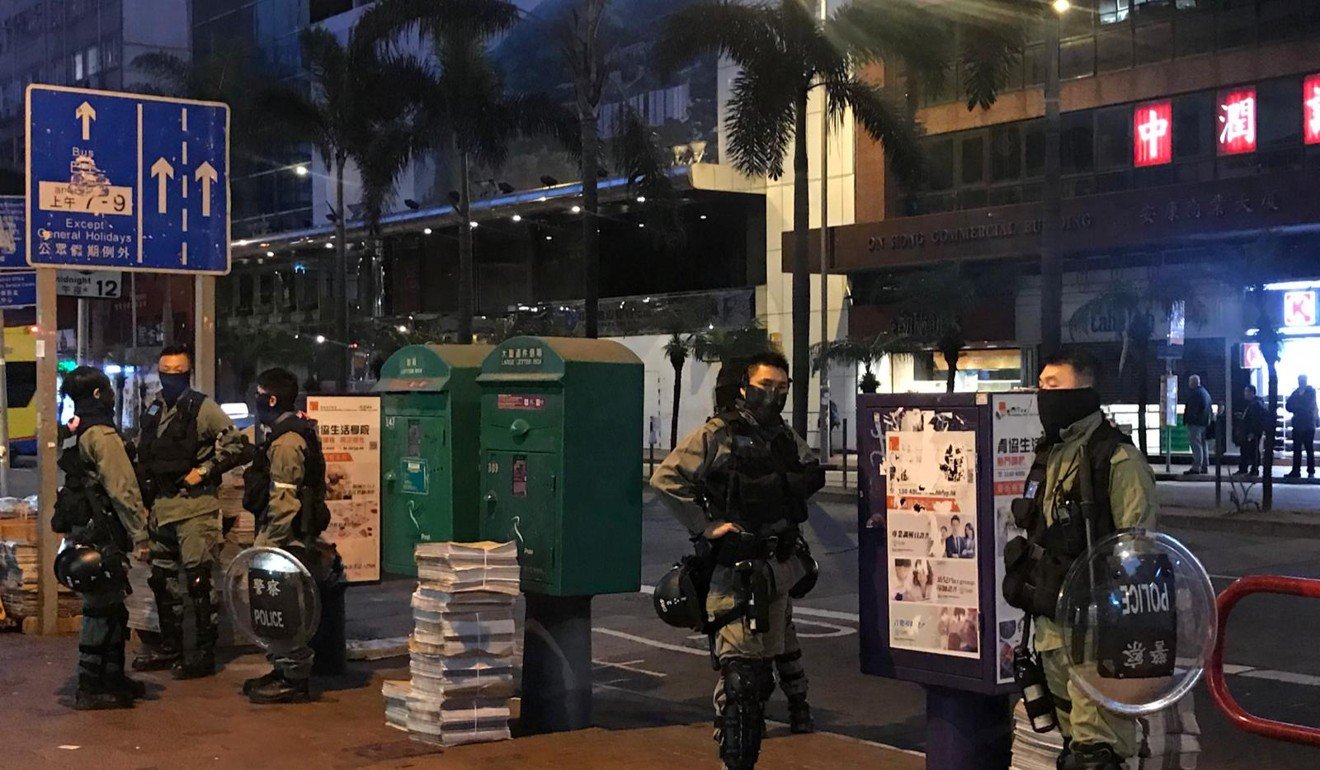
[664,333,691,449]
[657,0,923,438]
[362,0,575,344]
[258,27,422,388]
[560,0,608,339]
[813,332,917,394]
[1067,272,1208,456]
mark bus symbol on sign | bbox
[1284,291,1316,328]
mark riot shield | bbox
[222,547,322,653]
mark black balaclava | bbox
[1037,387,1102,441]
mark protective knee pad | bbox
[185,565,218,647]
[1059,743,1122,770]
[185,565,215,600]
[719,659,773,770]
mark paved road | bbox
[580,492,1320,767]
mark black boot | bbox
[242,668,282,697]
[1059,742,1122,770]
[134,566,182,671]
[787,694,815,734]
[75,683,134,710]
[248,672,314,705]
[172,565,217,680]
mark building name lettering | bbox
[867,215,1095,252]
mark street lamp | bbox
[294,164,309,177]
[1052,0,1070,12]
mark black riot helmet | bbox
[54,543,125,593]
[653,558,707,631]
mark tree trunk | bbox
[791,89,811,439]
[670,359,683,450]
[943,347,959,393]
[457,151,474,344]
[334,157,351,389]
[582,109,601,339]
[1039,12,1063,357]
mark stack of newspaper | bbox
[403,541,519,747]
[1011,696,1201,770]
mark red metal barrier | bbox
[1208,575,1320,747]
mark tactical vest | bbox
[243,414,331,539]
[703,410,822,543]
[1002,420,1130,619]
[52,427,130,553]
[136,390,206,501]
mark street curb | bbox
[1159,509,1320,539]
[818,488,860,506]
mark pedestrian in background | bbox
[1183,374,1212,475]
[1285,374,1317,479]
[1234,385,1269,478]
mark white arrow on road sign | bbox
[75,101,96,140]
[195,161,218,217]
[150,157,174,214]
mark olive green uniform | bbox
[71,426,149,692]
[651,412,813,716]
[254,429,315,679]
[1034,412,1158,759]
[143,392,245,667]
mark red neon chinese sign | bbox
[1217,88,1257,155]
[1305,74,1320,145]
[1133,101,1173,167]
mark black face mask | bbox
[1037,387,1102,441]
[159,372,191,406]
[742,384,787,425]
[255,397,286,427]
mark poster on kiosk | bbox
[858,392,1040,694]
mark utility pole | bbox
[1039,7,1064,357]
[818,0,831,461]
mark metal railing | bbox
[1207,575,1320,748]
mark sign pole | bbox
[35,267,59,635]
[0,307,9,497]
[76,297,89,363]
[193,274,215,395]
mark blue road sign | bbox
[0,270,36,309]
[0,196,24,269]
[26,85,229,274]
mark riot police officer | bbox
[241,367,333,704]
[1002,350,1158,769]
[652,352,824,770]
[132,344,249,678]
[53,366,150,709]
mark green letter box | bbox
[477,336,642,596]
[375,344,491,575]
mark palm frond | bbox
[828,76,924,185]
[612,106,685,250]
[654,2,778,80]
[834,1,951,87]
[724,63,798,178]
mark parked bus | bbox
[5,326,36,454]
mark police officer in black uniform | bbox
[53,366,151,709]
[652,352,825,770]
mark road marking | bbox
[593,659,667,679]
[181,140,188,166]
[1240,669,1320,687]
[594,627,706,657]
[792,618,855,639]
[181,107,188,132]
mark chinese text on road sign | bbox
[26,85,230,274]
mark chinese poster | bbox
[306,396,382,582]
[991,393,1038,684]
[880,408,981,659]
